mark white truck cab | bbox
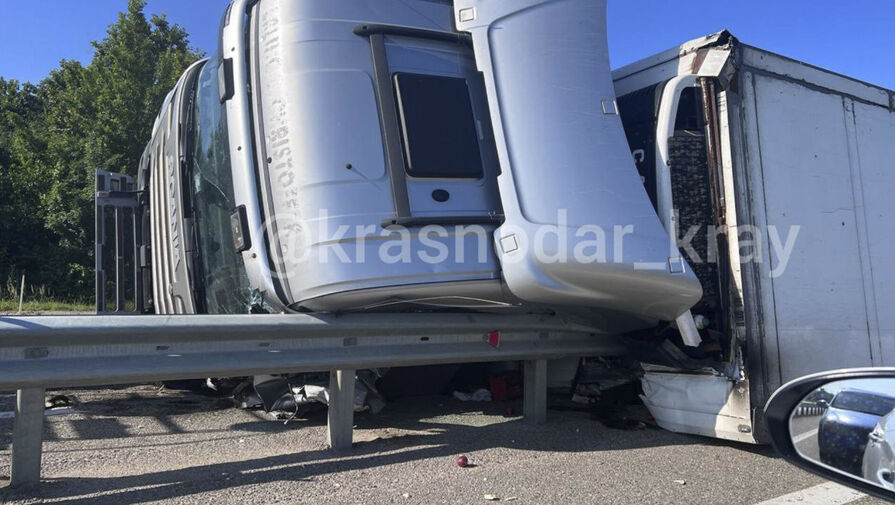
[138,0,700,333]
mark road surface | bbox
[0,386,886,505]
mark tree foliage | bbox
[0,0,203,300]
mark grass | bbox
[0,275,96,313]
[0,298,94,313]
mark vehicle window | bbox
[393,73,484,179]
[190,57,254,313]
[831,390,895,417]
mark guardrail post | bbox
[523,359,547,424]
[10,388,45,488]
[327,369,355,451]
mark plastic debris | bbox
[489,371,522,401]
[45,394,75,409]
[235,371,387,418]
[484,494,499,501]
[453,389,492,402]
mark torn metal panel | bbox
[641,371,755,444]
[612,30,735,84]
[613,31,736,97]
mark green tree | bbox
[0,0,203,300]
[0,78,54,296]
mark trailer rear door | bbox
[740,71,895,381]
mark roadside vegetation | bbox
[0,275,92,313]
[0,299,94,313]
[0,0,202,304]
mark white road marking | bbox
[755,482,865,505]
[0,408,77,419]
[792,427,819,444]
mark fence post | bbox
[327,369,356,451]
[10,388,45,488]
[17,274,25,314]
[524,359,547,424]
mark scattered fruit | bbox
[457,454,469,468]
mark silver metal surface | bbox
[144,60,206,315]
[250,0,507,311]
[454,0,703,322]
[0,313,623,487]
[523,359,547,425]
[10,388,45,488]
[327,369,356,451]
[221,0,285,312]
[0,314,623,391]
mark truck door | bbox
[454,0,702,323]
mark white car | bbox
[863,410,895,490]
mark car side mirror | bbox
[766,368,895,503]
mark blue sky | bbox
[0,1,892,89]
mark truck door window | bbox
[393,73,484,179]
[189,57,254,313]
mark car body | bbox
[818,389,895,475]
[863,410,895,489]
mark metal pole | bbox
[326,369,356,451]
[133,207,142,313]
[523,359,547,425]
[96,202,105,313]
[10,387,45,488]
[17,274,25,314]
[115,207,125,312]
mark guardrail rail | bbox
[0,313,625,488]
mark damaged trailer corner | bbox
[614,31,895,443]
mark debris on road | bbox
[484,494,500,501]
[453,389,492,402]
[45,394,76,409]
[488,371,522,402]
[230,371,387,418]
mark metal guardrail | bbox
[0,313,625,488]
[793,403,829,418]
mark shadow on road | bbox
[0,389,781,504]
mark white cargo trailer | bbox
[614,31,895,442]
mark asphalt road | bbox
[792,414,822,462]
[0,386,887,505]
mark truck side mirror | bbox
[765,369,895,502]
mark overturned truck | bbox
[96,0,895,444]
